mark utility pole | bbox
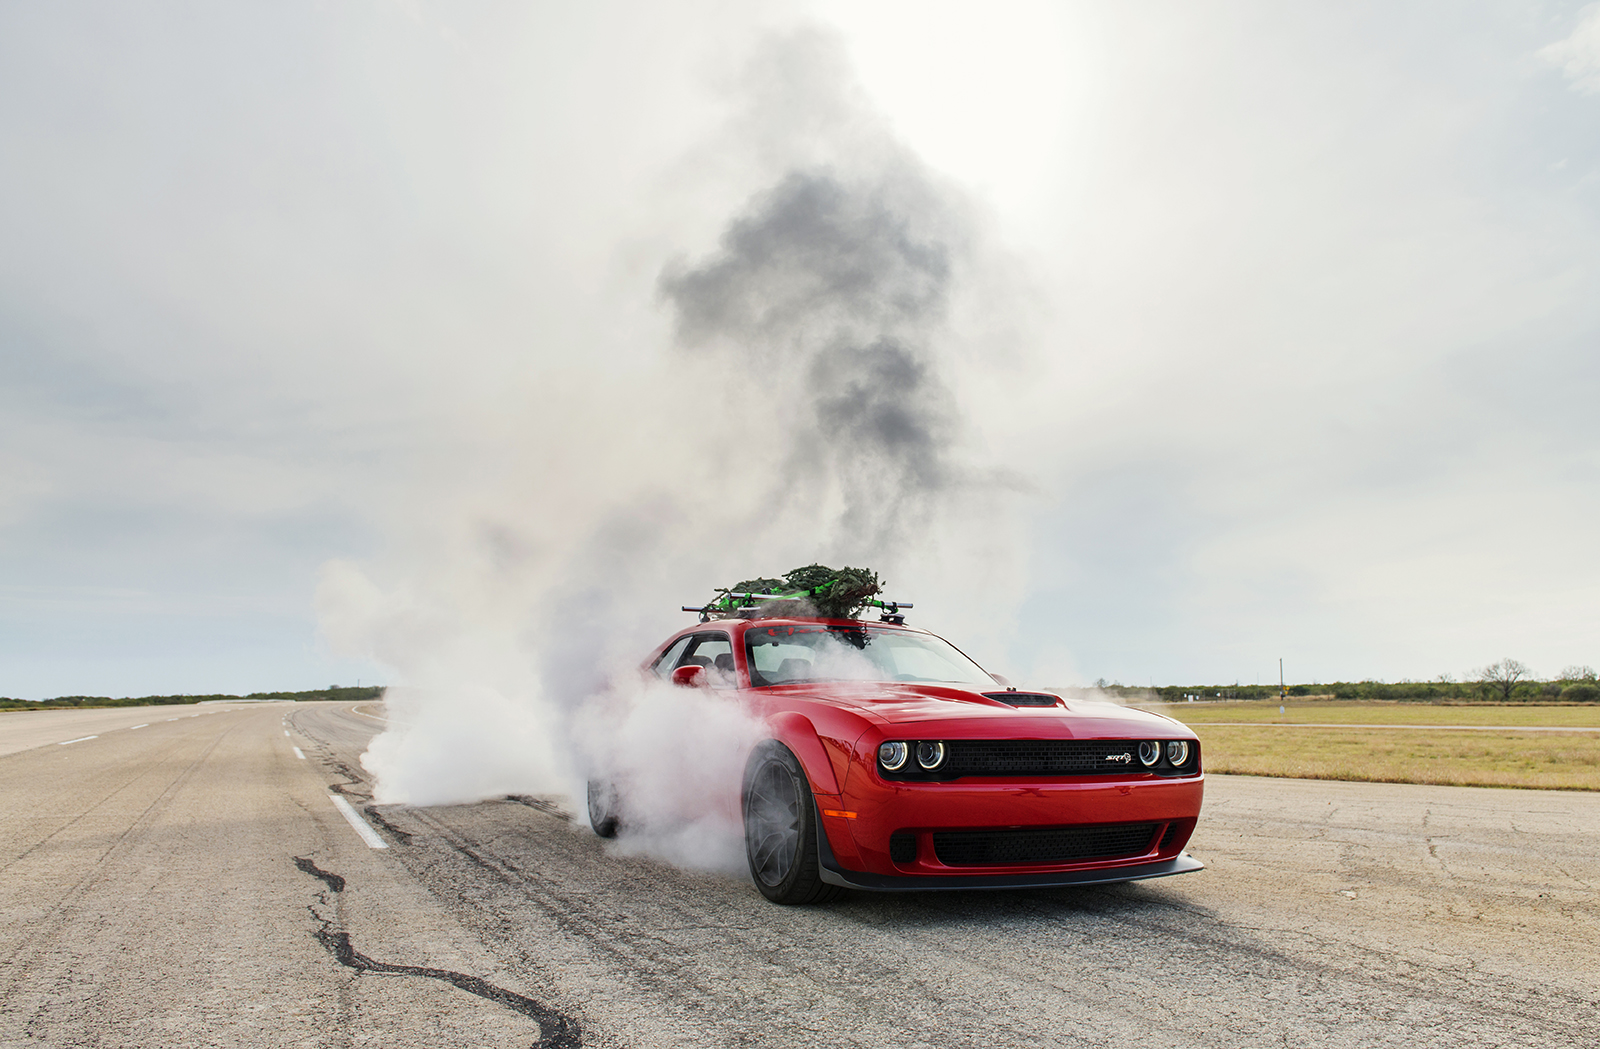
[1279,658,1286,700]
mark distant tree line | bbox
[0,685,385,712]
[1080,661,1600,704]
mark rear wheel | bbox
[586,779,620,838]
[741,742,842,905]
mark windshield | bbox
[744,624,995,687]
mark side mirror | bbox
[990,673,1012,688]
[671,664,707,689]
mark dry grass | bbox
[1142,700,1600,728]
[1133,701,1600,790]
[1183,725,1600,791]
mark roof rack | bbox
[682,590,913,624]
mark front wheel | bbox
[741,742,842,905]
[587,779,621,838]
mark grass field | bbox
[1138,702,1600,790]
[1141,700,1600,727]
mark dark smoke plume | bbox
[659,163,971,555]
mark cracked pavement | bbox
[1,701,1595,1048]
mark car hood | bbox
[760,681,1195,738]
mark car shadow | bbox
[822,876,1217,932]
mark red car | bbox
[588,614,1204,904]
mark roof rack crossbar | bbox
[683,592,914,622]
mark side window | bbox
[652,636,694,679]
[747,638,817,684]
[672,633,735,686]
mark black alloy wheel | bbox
[741,742,842,905]
[586,779,621,838]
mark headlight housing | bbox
[1138,740,1161,767]
[916,740,947,770]
[878,741,909,771]
[1166,740,1191,766]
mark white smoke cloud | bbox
[316,26,1030,852]
[571,678,768,872]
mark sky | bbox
[3,1,1600,700]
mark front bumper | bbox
[815,811,1204,889]
[808,770,1205,885]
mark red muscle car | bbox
[588,614,1204,904]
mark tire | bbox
[587,779,621,838]
[741,742,843,905]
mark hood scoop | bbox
[982,691,1064,708]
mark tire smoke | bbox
[317,27,1028,870]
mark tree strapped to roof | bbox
[683,564,911,622]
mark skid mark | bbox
[505,795,573,822]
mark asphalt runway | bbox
[1,701,1595,1048]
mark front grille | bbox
[946,740,1149,776]
[875,739,1200,781]
[933,822,1158,867]
[889,832,917,864]
[1158,821,1184,852]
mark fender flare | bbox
[763,711,841,796]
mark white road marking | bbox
[58,736,98,746]
[329,795,388,849]
[284,730,290,737]
[165,718,180,722]
[293,746,306,760]
[129,724,149,730]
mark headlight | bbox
[1166,740,1190,766]
[916,740,947,770]
[1138,740,1161,767]
[878,741,909,771]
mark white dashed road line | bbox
[329,795,388,849]
[57,736,97,746]
[293,747,305,760]
[129,724,149,730]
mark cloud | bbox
[1540,4,1600,94]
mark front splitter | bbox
[817,850,1204,891]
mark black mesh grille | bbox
[933,822,1158,867]
[889,832,917,864]
[946,740,1146,776]
[1158,821,1183,852]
